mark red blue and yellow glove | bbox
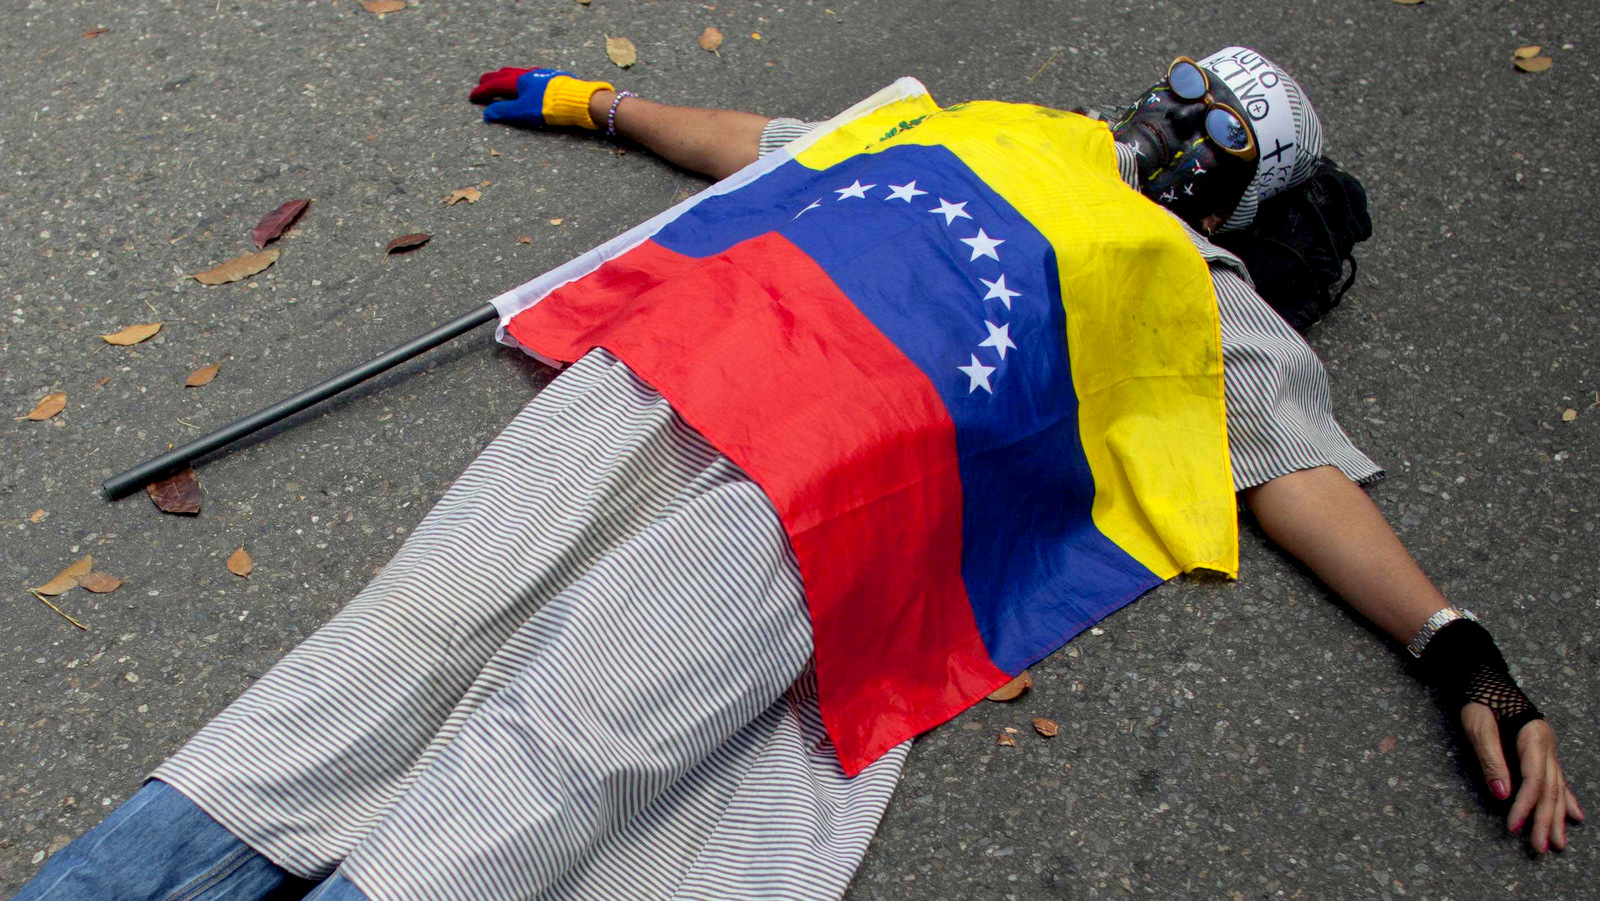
[470,67,614,130]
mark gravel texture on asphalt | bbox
[2,1,1594,898]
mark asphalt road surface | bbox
[2,1,1594,898]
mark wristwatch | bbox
[1406,606,1479,659]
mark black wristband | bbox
[1418,619,1543,738]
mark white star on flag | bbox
[793,198,822,219]
[834,180,876,200]
[960,228,1004,262]
[979,321,1017,360]
[885,180,928,202]
[958,354,996,394]
[929,198,972,225]
[979,274,1020,309]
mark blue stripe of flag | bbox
[654,143,1160,673]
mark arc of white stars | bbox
[979,321,1017,360]
[885,180,927,202]
[929,198,972,225]
[958,354,996,394]
[834,180,876,200]
[979,274,1020,310]
[960,228,1004,262]
[793,198,822,219]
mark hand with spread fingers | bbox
[1412,612,1584,853]
[470,66,613,130]
[1461,705,1585,853]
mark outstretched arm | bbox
[1241,465,1444,642]
[585,90,769,180]
[1242,465,1583,853]
[470,67,770,180]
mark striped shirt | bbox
[153,351,909,901]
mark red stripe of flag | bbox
[506,234,1009,773]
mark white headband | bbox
[1196,46,1324,229]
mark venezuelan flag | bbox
[495,79,1238,775]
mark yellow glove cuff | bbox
[541,76,614,130]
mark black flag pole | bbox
[100,302,500,501]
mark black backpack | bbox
[1211,156,1373,333]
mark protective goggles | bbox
[1165,57,1258,161]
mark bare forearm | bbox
[1241,465,1447,643]
[586,90,768,180]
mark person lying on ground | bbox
[12,47,1581,901]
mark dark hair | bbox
[1210,157,1372,333]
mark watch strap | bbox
[1407,606,1478,659]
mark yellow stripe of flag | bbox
[796,97,1238,579]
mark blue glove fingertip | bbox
[483,97,541,126]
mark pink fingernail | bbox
[1509,818,1524,833]
[1491,779,1509,800]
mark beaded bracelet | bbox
[606,90,638,137]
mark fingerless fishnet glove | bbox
[1419,619,1543,742]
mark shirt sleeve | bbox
[759,118,821,158]
[1212,264,1384,491]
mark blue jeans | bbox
[11,781,365,901]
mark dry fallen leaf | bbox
[192,249,279,286]
[30,592,87,630]
[445,187,482,205]
[227,546,254,578]
[1033,718,1059,738]
[34,555,94,597]
[79,572,124,593]
[385,232,431,255]
[1378,736,1397,754]
[361,0,407,16]
[29,509,47,523]
[1561,407,1578,422]
[94,376,111,388]
[147,468,203,515]
[750,31,762,40]
[987,669,1033,702]
[576,0,591,5]
[549,217,565,226]
[996,732,1017,747]
[1515,56,1553,73]
[185,363,221,387]
[1514,45,1542,59]
[26,392,67,421]
[251,198,311,249]
[517,235,533,244]
[1388,0,1423,5]
[83,27,109,38]
[101,322,162,346]
[699,27,724,53]
[606,36,638,68]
